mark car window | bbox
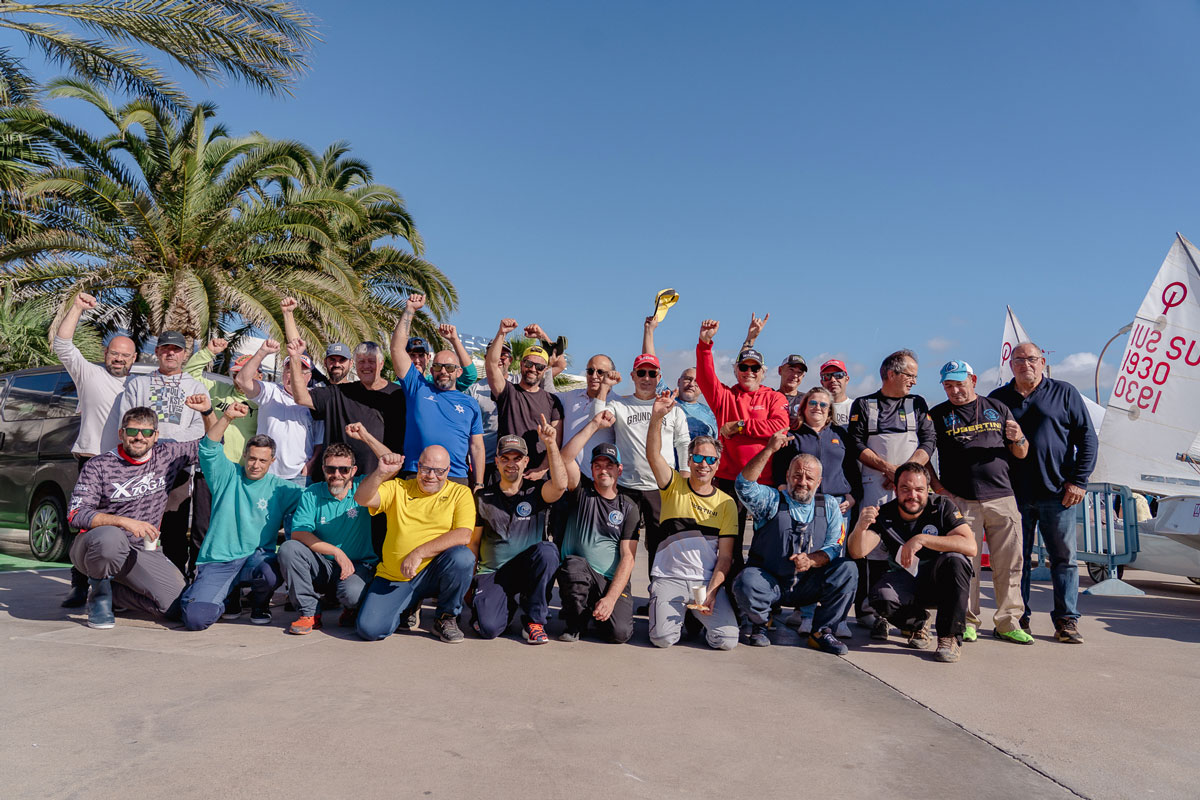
[2,373,60,421]
[50,372,80,418]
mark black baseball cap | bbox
[591,442,622,465]
[157,331,186,349]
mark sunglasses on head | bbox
[123,427,156,438]
[585,367,607,376]
[822,371,848,380]
[635,369,658,378]
[737,363,762,373]
[522,360,547,372]
[690,454,718,465]
[323,464,353,475]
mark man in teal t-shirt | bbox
[177,397,302,631]
[277,442,377,634]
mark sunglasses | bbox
[323,465,353,475]
[430,362,459,372]
[635,369,658,378]
[821,371,848,380]
[521,360,548,372]
[737,363,763,373]
[417,464,449,476]
[123,427,157,438]
[690,454,718,465]
[585,367,608,376]
[807,400,830,409]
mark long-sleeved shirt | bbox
[735,474,845,563]
[67,440,198,530]
[845,391,936,461]
[119,370,208,443]
[591,392,690,491]
[989,376,1098,501]
[695,340,789,481]
[53,336,126,455]
[184,347,257,461]
[772,423,858,497]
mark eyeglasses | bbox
[123,427,156,438]
[585,367,608,376]
[690,454,718,465]
[1011,356,1042,365]
[892,369,918,380]
[416,464,449,477]
[821,371,848,380]
[521,360,547,372]
[635,369,658,378]
[323,465,353,475]
[430,362,459,372]
[807,400,830,409]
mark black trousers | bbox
[556,555,634,643]
[868,552,972,639]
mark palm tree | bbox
[0,0,316,112]
[0,284,102,372]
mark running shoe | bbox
[963,624,978,642]
[807,627,849,656]
[522,621,549,645]
[434,613,465,644]
[1055,619,1084,644]
[934,637,961,663]
[745,623,770,647]
[994,628,1035,645]
[249,607,272,625]
[287,614,322,635]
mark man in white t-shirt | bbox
[53,291,137,607]
[557,353,616,480]
[234,338,322,484]
[820,359,853,427]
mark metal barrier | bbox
[1027,483,1144,596]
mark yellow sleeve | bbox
[451,484,476,530]
[716,493,738,538]
[371,478,400,517]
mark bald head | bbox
[103,335,136,378]
[416,445,451,493]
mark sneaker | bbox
[796,617,814,635]
[558,629,581,643]
[1055,619,1084,644]
[221,593,243,620]
[963,624,978,643]
[994,628,1035,645]
[434,613,465,644]
[338,608,357,628]
[870,617,890,641]
[835,621,853,639]
[934,636,961,663]
[61,584,89,609]
[249,607,272,625]
[745,623,770,647]
[1020,619,1032,635]
[784,608,808,628]
[86,578,115,630]
[807,627,849,656]
[287,614,322,635]
[857,612,879,629]
[906,624,934,650]
[403,608,421,631]
[522,622,550,644]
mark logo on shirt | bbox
[922,524,939,537]
[346,507,358,519]
[516,501,532,517]
[257,498,269,512]
[110,474,166,501]
[983,408,1000,422]
[944,412,960,429]
[453,404,465,414]
[607,510,624,526]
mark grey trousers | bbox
[69,526,185,616]
[276,539,374,617]
[648,576,738,650]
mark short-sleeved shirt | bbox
[255,381,322,480]
[493,382,563,470]
[475,479,554,574]
[558,477,641,579]
[371,477,476,582]
[399,367,482,478]
[867,494,967,568]
[930,396,1016,501]
[291,477,374,563]
[650,471,738,581]
[310,381,406,475]
[559,387,614,480]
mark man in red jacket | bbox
[695,317,790,567]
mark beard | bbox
[789,487,815,504]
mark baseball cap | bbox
[326,342,351,359]
[283,354,313,371]
[820,359,848,374]
[780,354,807,369]
[591,442,622,465]
[500,342,513,355]
[632,353,660,370]
[523,345,550,364]
[406,336,429,354]
[737,348,764,366]
[940,359,975,383]
[230,354,255,374]
[157,331,186,349]
[496,435,528,456]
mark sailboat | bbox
[1091,233,1200,584]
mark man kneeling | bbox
[178,398,302,630]
[732,432,856,654]
[847,462,976,663]
[355,446,476,643]
[278,440,376,634]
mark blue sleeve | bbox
[1066,386,1098,485]
[199,436,234,490]
[281,481,303,514]
[469,398,483,436]
[818,496,846,560]
[402,365,428,399]
[735,474,780,528]
[291,487,318,534]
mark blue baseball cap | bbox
[326,342,352,359]
[939,359,975,383]
[406,336,430,353]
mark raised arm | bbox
[345,422,391,462]
[235,339,279,400]
[439,323,473,370]
[741,312,769,350]
[536,414,569,503]
[646,390,678,490]
[355,452,405,511]
[279,297,303,347]
[390,293,424,380]
[287,338,315,410]
[742,428,790,484]
[847,505,883,560]
[205,398,247,443]
[485,318,518,399]
[642,314,658,356]
[56,291,94,341]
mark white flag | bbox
[996,305,1031,388]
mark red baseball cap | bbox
[632,353,660,370]
[820,359,847,373]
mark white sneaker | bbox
[835,621,852,638]
[797,617,813,635]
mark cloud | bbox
[643,348,737,389]
[926,336,956,353]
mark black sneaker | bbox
[745,623,770,647]
[870,616,890,641]
[434,613,465,643]
[1055,619,1084,644]
[404,608,421,631]
[249,607,272,625]
[222,592,244,620]
[807,627,849,656]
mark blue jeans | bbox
[471,541,560,637]
[1018,497,1080,625]
[179,549,280,631]
[733,558,857,633]
[356,545,475,641]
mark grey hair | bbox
[244,434,276,457]
[354,341,383,360]
[688,435,723,459]
[788,452,823,475]
[879,349,918,381]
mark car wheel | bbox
[1086,563,1125,584]
[28,492,70,563]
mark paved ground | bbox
[1,534,1197,800]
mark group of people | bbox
[56,291,1098,663]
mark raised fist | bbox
[344,422,366,441]
[74,292,98,310]
[208,337,229,355]
[699,319,720,344]
[601,370,622,388]
[438,323,458,341]
[497,318,518,337]
[281,297,299,314]
[286,338,306,358]
[406,293,426,312]
[184,394,211,412]
[224,402,249,419]
[593,410,616,429]
[260,338,281,354]
[377,452,405,477]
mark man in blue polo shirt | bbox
[390,293,485,490]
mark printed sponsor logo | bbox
[516,501,532,517]
[607,510,624,525]
[110,473,166,500]
[983,408,1000,422]
[922,524,939,537]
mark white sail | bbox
[996,305,1032,388]
[1092,234,1200,493]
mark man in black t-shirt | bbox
[554,411,642,643]
[848,462,977,663]
[930,360,1033,646]
[485,318,563,475]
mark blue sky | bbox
[15,2,1200,400]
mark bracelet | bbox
[1007,436,1026,445]
[200,407,213,416]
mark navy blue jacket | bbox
[989,377,1098,501]
[772,423,858,497]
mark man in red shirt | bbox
[695,317,790,567]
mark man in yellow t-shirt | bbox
[353,445,476,643]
